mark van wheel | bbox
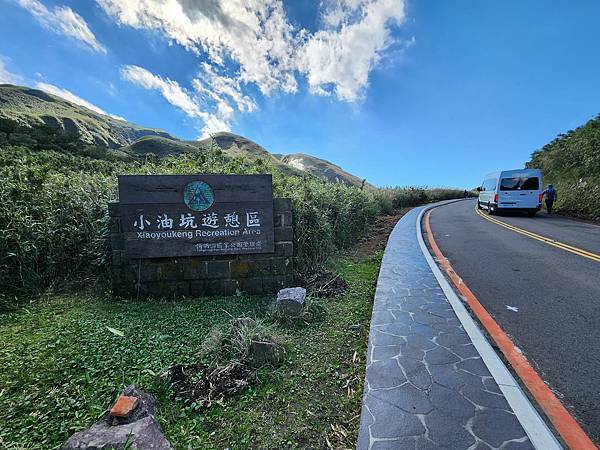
[487,203,495,215]
[477,201,483,210]
[528,210,536,217]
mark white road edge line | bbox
[416,201,562,450]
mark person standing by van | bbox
[542,184,558,214]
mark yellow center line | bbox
[481,212,599,257]
[475,208,600,262]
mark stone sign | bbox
[118,174,275,259]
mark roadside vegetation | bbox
[527,114,600,220]
[0,144,464,308]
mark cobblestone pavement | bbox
[357,207,534,450]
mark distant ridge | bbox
[278,153,367,188]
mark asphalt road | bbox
[428,199,600,444]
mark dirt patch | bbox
[296,209,409,296]
[349,208,410,261]
[298,269,349,298]
[169,362,253,409]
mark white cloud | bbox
[193,63,255,113]
[35,82,124,120]
[0,56,23,84]
[321,0,366,28]
[97,0,297,94]
[99,0,407,134]
[120,65,229,137]
[120,66,200,118]
[36,82,106,114]
[16,0,106,54]
[299,0,406,101]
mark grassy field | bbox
[0,254,380,449]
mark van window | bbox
[500,177,539,191]
[481,178,497,191]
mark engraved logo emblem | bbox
[183,181,214,211]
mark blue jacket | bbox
[543,187,557,201]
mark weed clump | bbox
[199,317,284,366]
[299,269,349,298]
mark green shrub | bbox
[380,186,466,209]
[550,179,600,221]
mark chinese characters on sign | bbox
[132,211,262,231]
[118,175,275,258]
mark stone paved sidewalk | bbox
[357,206,534,450]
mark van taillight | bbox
[539,193,543,202]
[494,193,498,203]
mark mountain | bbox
[0,83,367,187]
[278,153,367,188]
[0,84,176,150]
[198,132,307,177]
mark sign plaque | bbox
[118,174,274,258]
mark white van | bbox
[477,169,542,216]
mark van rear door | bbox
[498,173,540,209]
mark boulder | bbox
[62,416,172,450]
[62,386,172,450]
[276,287,306,316]
[249,340,284,366]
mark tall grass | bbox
[527,114,600,220]
[545,179,600,221]
[0,149,117,305]
[0,146,464,307]
[379,186,467,210]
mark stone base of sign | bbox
[109,198,294,299]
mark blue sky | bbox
[1,0,599,188]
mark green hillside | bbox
[0,84,177,151]
[122,135,201,158]
[527,114,600,220]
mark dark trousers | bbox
[545,199,554,214]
